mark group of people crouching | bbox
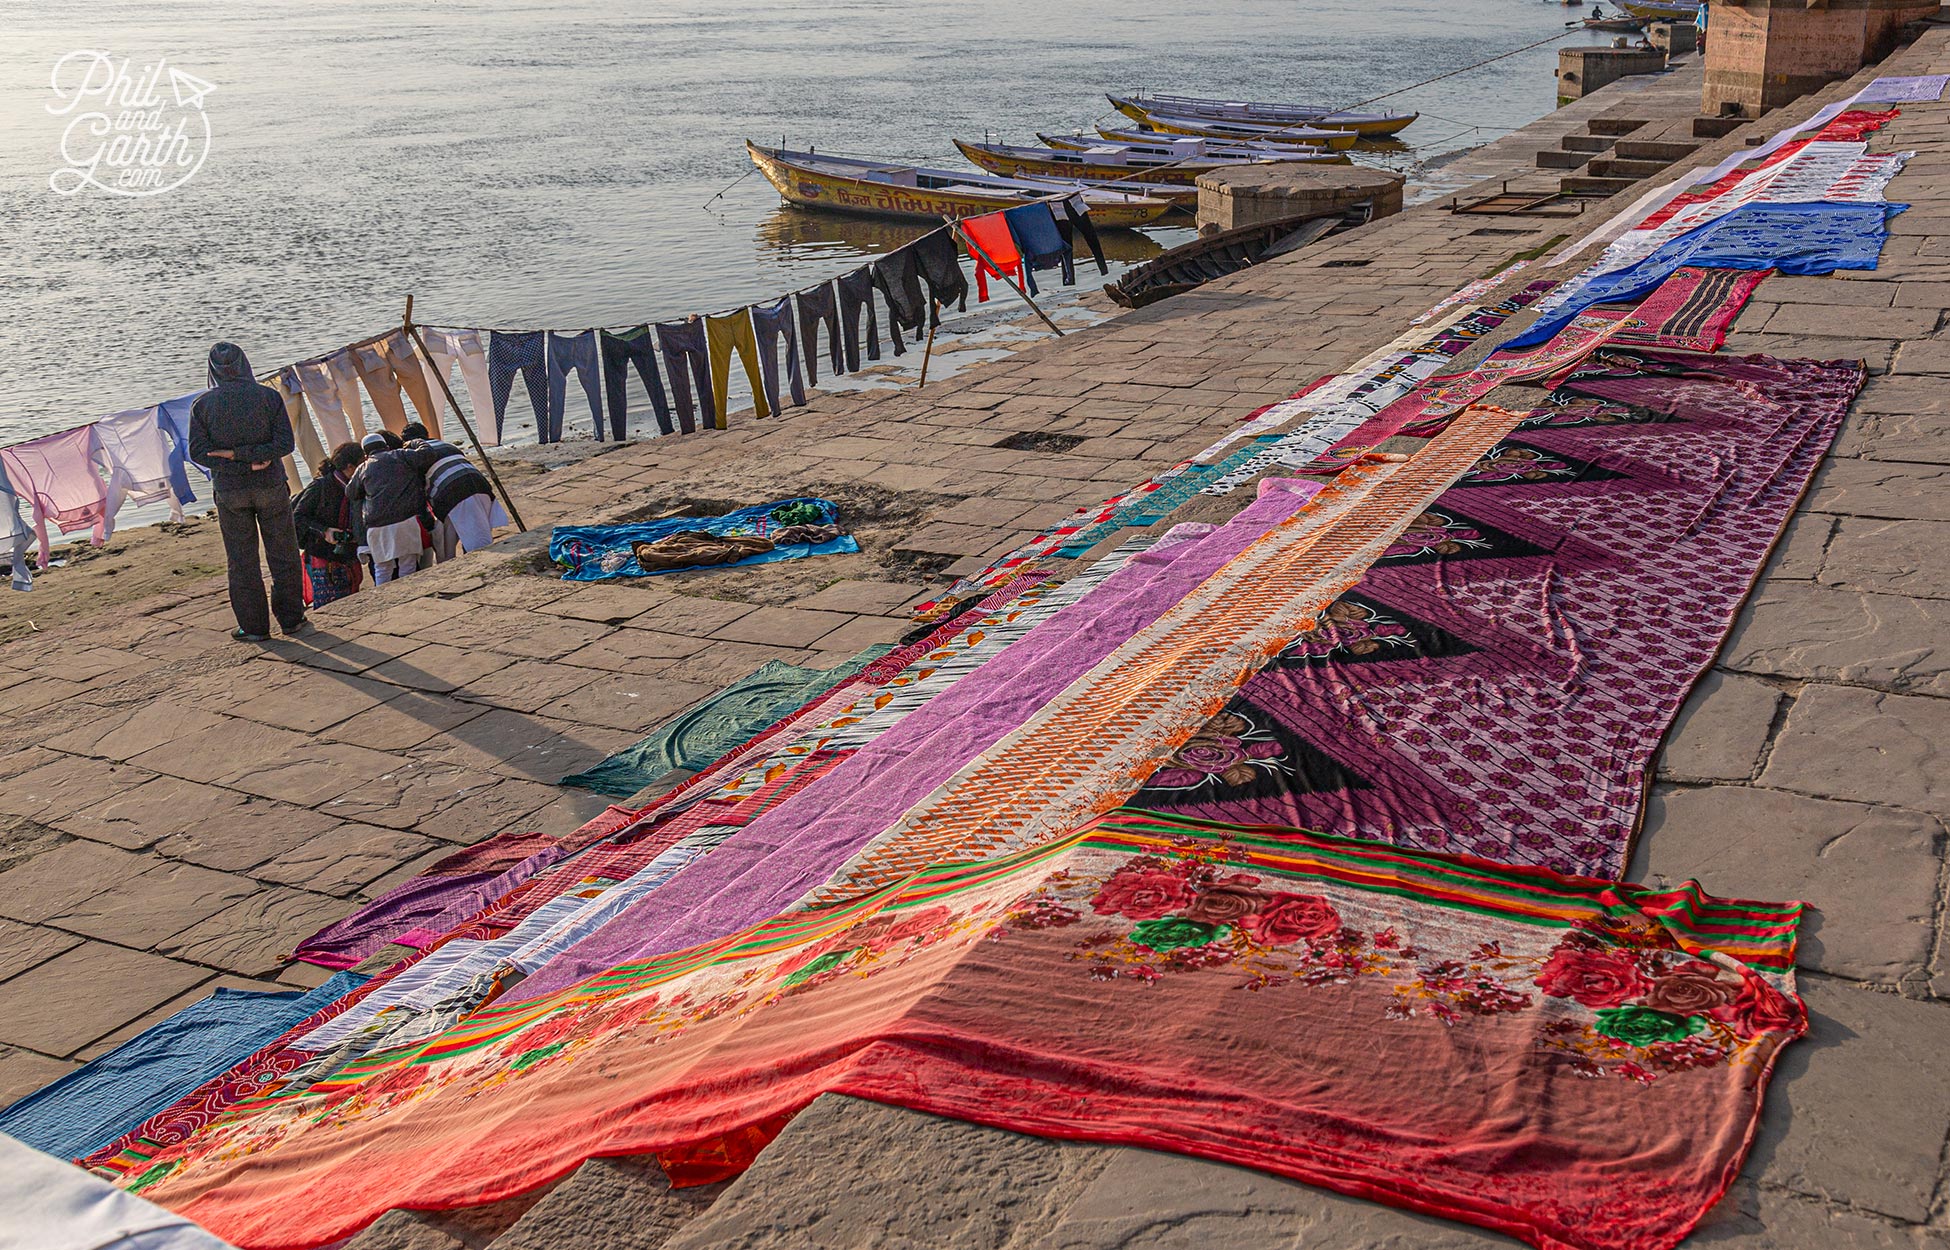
[189,341,510,642]
[291,421,508,609]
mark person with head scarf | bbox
[346,432,429,584]
[187,342,308,640]
[291,441,367,609]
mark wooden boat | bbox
[1039,131,1349,165]
[1616,0,1696,17]
[954,138,1331,186]
[1105,204,1373,308]
[1580,13,1649,29]
[746,143,1176,228]
[1099,113,1360,150]
[1110,93,1417,138]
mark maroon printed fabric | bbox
[1129,350,1863,877]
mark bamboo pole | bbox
[947,217,1065,337]
[401,295,528,533]
[916,301,940,389]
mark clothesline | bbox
[1,200,1100,588]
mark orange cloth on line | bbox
[705,309,770,428]
[960,213,1023,302]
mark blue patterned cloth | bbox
[0,972,365,1161]
[1507,201,1907,350]
[550,496,858,581]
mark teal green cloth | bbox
[561,646,895,798]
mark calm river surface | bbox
[0,0,1591,446]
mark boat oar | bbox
[947,216,1066,337]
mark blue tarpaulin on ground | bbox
[0,972,365,1162]
[549,496,859,581]
[1505,200,1908,350]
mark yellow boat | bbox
[1103,113,1361,150]
[1615,0,1696,18]
[1109,93,1416,139]
[746,142,1176,228]
[953,138,1337,187]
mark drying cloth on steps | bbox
[0,974,365,1162]
[1600,266,1771,352]
[2,425,110,566]
[550,496,856,581]
[125,809,1805,1250]
[1855,73,1949,102]
[1504,200,1907,350]
[1003,200,1073,295]
[93,407,184,526]
[1,1132,235,1250]
[292,832,572,969]
[1127,350,1864,879]
[561,648,896,798]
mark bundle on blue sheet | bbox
[561,647,895,797]
[1506,200,1907,349]
[0,972,364,1162]
[549,496,858,581]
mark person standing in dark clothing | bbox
[187,342,308,640]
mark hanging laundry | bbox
[379,329,442,434]
[416,328,497,446]
[912,227,970,319]
[959,211,1025,302]
[1056,193,1108,275]
[292,362,357,448]
[794,280,844,384]
[1003,201,1074,296]
[1,426,109,566]
[545,329,603,443]
[705,308,770,427]
[871,243,928,355]
[487,330,548,443]
[350,333,437,435]
[155,391,205,506]
[834,266,883,369]
[323,349,374,440]
[750,296,808,412]
[270,374,328,480]
[599,325,674,438]
[91,407,184,529]
[0,475,32,591]
[655,319,712,433]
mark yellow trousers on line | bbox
[705,308,770,430]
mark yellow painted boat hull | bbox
[1105,115,1360,150]
[747,144,1174,228]
[1111,98,1410,140]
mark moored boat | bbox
[1615,0,1696,17]
[954,138,1329,186]
[1105,204,1373,308]
[1039,131,1350,165]
[745,143,1178,227]
[1100,113,1361,150]
[1110,93,1417,137]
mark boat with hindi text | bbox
[1109,92,1417,138]
[746,143,1178,227]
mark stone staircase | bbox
[1535,108,1707,197]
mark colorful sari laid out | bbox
[1129,351,1864,878]
[122,811,1807,1250]
[1595,266,1772,353]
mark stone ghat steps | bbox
[1536,107,1704,196]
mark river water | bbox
[0,0,1590,449]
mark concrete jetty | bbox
[4,26,1949,1249]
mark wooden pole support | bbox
[400,296,528,533]
[947,218,1066,337]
